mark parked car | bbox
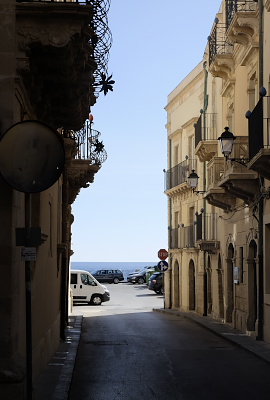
[70,270,110,305]
[92,269,124,284]
[148,272,163,294]
[127,269,147,284]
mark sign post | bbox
[157,249,169,310]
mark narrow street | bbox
[68,283,270,400]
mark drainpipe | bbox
[203,61,208,316]
[257,0,264,340]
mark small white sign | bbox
[21,247,36,261]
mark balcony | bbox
[195,113,218,162]
[247,96,270,180]
[226,0,258,28]
[62,119,107,203]
[205,156,236,211]
[204,137,259,210]
[15,0,112,130]
[208,1,258,79]
[169,225,195,250]
[164,158,197,195]
[208,19,234,80]
[196,213,220,254]
[219,136,259,203]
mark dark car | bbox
[92,269,124,284]
[127,269,146,284]
[148,272,163,294]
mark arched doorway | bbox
[189,260,195,311]
[172,260,180,309]
[206,256,212,315]
[217,254,224,319]
[226,243,234,323]
[247,240,258,331]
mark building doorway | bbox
[172,260,180,309]
[206,256,212,315]
[189,260,196,310]
[247,240,258,331]
[226,243,234,323]
[217,254,224,319]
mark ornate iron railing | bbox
[248,96,270,159]
[226,0,258,29]
[62,119,107,165]
[165,158,197,191]
[195,113,218,147]
[208,21,233,65]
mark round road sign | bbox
[157,260,168,272]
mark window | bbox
[71,274,77,285]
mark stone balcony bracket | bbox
[204,188,236,212]
[195,140,218,163]
[226,11,259,47]
[219,170,259,204]
[67,161,100,204]
[197,240,220,254]
[164,182,191,198]
[209,55,234,81]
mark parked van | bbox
[70,269,110,305]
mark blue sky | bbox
[71,0,221,262]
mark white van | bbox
[70,269,110,305]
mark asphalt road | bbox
[68,282,270,400]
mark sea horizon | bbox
[70,261,158,279]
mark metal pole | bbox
[25,192,33,400]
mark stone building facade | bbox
[164,0,270,343]
[0,1,110,398]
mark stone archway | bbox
[172,260,180,309]
[206,255,212,315]
[247,240,258,332]
[189,259,196,311]
[225,243,234,323]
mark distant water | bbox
[70,261,158,279]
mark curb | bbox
[51,315,83,400]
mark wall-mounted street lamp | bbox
[218,127,235,160]
[187,170,205,193]
[218,126,249,165]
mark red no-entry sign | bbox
[158,249,168,260]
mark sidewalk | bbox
[33,315,82,400]
[34,309,270,399]
[155,308,270,364]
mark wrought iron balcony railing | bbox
[62,119,107,165]
[169,225,195,249]
[208,20,233,65]
[226,0,258,29]
[165,158,197,191]
[195,113,218,147]
[248,96,270,160]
